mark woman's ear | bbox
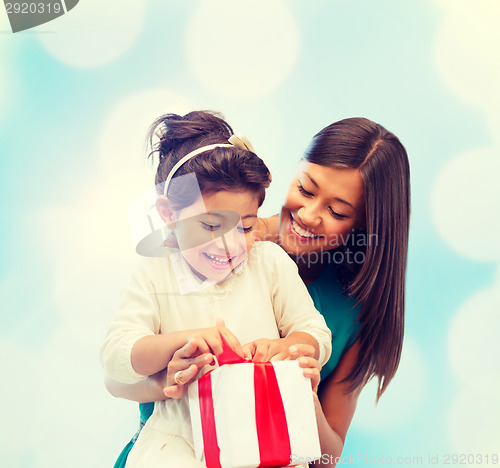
[156,195,175,227]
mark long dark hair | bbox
[305,117,410,400]
[148,110,271,208]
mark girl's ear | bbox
[156,195,175,227]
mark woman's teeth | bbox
[291,218,320,239]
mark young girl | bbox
[100,111,332,467]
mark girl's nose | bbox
[214,227,245,253]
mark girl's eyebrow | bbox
[203,212,257,220]
[304,172,354,209]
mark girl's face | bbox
[279,162,365,256]
[172,190,259,282]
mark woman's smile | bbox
[289,213,323,240]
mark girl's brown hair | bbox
[305,117,411,400]
[148,110,271,209]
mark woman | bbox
[106,116,411,467]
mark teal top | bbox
[306,261,361,380]
[113,260,360,467]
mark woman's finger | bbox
[298,356,321,370]
[164,384,185,399]
[175,363,199,385]
[302,367,321,392]
[288,344,316,360]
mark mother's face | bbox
[279,162,365,256]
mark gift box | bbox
[188,343,321,468]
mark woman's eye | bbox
[201,222,221,231]
[328,207,347,220]
[297,183,313,197]
[237,226,253,233]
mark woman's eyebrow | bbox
[304,172,354,209]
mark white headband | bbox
[163,144,233,196]
[162,135,256,197]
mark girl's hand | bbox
[289,344,321,393]
[163,319,241,399]
[163,339,215,399]
[187,318,244,358]
[242,337,294,362]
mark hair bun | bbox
[149,111,234,161]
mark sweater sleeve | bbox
[260,242,332,366]
[100,258,162,384]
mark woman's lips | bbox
[288,214,322,241]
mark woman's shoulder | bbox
[250,241,296,266]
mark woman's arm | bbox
[105,372,167,403]
[105,338,217,402]
[311,339,363,467]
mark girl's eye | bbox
[328,207,347,220]
[297,183,313,197]
[237,226,253,233]
[201,222,221,231]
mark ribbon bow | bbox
[197,334,291,468]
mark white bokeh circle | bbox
[353,338,426,430]
[0,342,36,464]
[30,327,135,467]
[434,0,500,109]
[98,88,195,181]
[447,386,500,453]
[432,148,500,261]
[448,286,500,399]
[186,0,299,99]
[37,0,146,68]
[0,43,13,122]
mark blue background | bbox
[1,0,499,466]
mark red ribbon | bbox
[198,335,291,468]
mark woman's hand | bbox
[163,339,216,399]
[289,343,321,392]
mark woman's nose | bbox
[298,203,321,227]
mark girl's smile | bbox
[170,190,259,283]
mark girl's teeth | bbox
[205,253,231,265]
[292,218,320,238]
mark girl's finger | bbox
[218,327,244,358]
[241,342,255,361]
[270,351,289,362]
[176,339,200,359]
[252,341,269,362]
[185,336,211,356]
